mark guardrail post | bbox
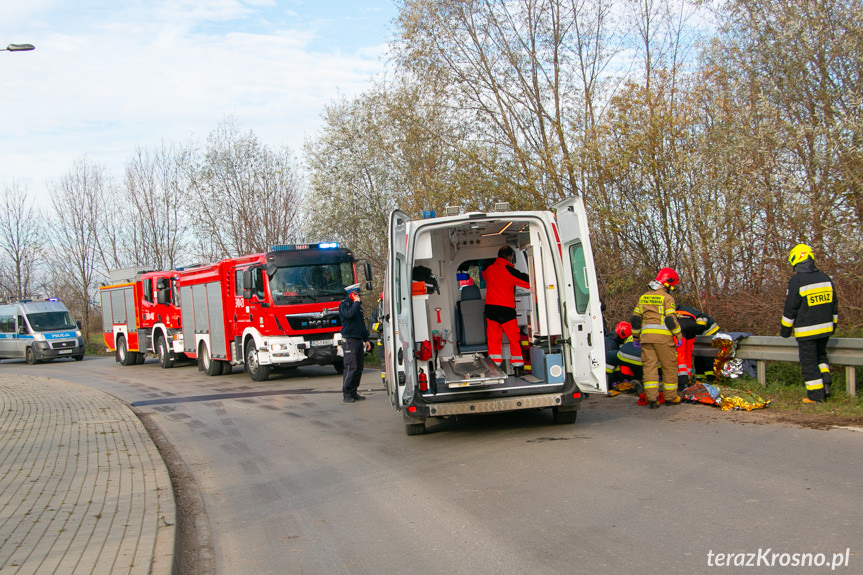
[757,360,766,386]
[846,366,857,398]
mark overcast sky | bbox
[1,0,398,206]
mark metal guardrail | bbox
[693,335,862,397]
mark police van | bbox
[0,300,85,364]
[382,196,606,435]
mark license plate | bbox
[310,340,332,348]
[58,349,73,354]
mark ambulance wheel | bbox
[245,344,270,382]
[405,422,426,436]
[26,347,38,365]
[200,344,223,376]
[118,337,138,366]
[552,407,578,424]
[157,337,174,369]
[333,359,344,374]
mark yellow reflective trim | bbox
[805,379,824,391]
[641,328,672,336]
[794,323,834,338]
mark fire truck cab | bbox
[382,197,606,435]
[177,243,370,381]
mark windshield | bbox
[268,262,354,304]
[26,311,77,332]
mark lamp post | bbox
[2,44,35,52]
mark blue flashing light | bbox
[47,298,59,302]
[270,242,340,252]
[422,210,436,219]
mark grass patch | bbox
[709,362,863,422]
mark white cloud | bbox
[0,0,396,205]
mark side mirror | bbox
[363,262,373,282]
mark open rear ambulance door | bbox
[385,209,417,410]
[554,196,607,394]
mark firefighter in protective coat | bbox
[631,268,683,408]
[780,244,838,404]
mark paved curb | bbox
[0,375,175,574]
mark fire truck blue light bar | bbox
[270,242,340,252]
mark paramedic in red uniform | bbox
[482,245,530,374]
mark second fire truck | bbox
[100,268,184,368]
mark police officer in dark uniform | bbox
[339,283,371,403]
[781,244,838,404]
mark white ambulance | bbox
[382,197,606,435]
[0,300,85,364]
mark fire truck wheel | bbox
[157,337,175,369]
[245,344,270,382]
[333,359,344,374]
[200,343,223,376]
[118,336,138,366]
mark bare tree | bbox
[121,142,191,269]
[395,0,623,205]
[47,157,109,342]
[185,116,305,259]
[0,183,43,300]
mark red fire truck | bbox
[175,243,371,381]
[100,268,185,368]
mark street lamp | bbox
[2,44,35,52]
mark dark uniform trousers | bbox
[798,337,831,402]
[342,338,365,398]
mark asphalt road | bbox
[8,355,862,575]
